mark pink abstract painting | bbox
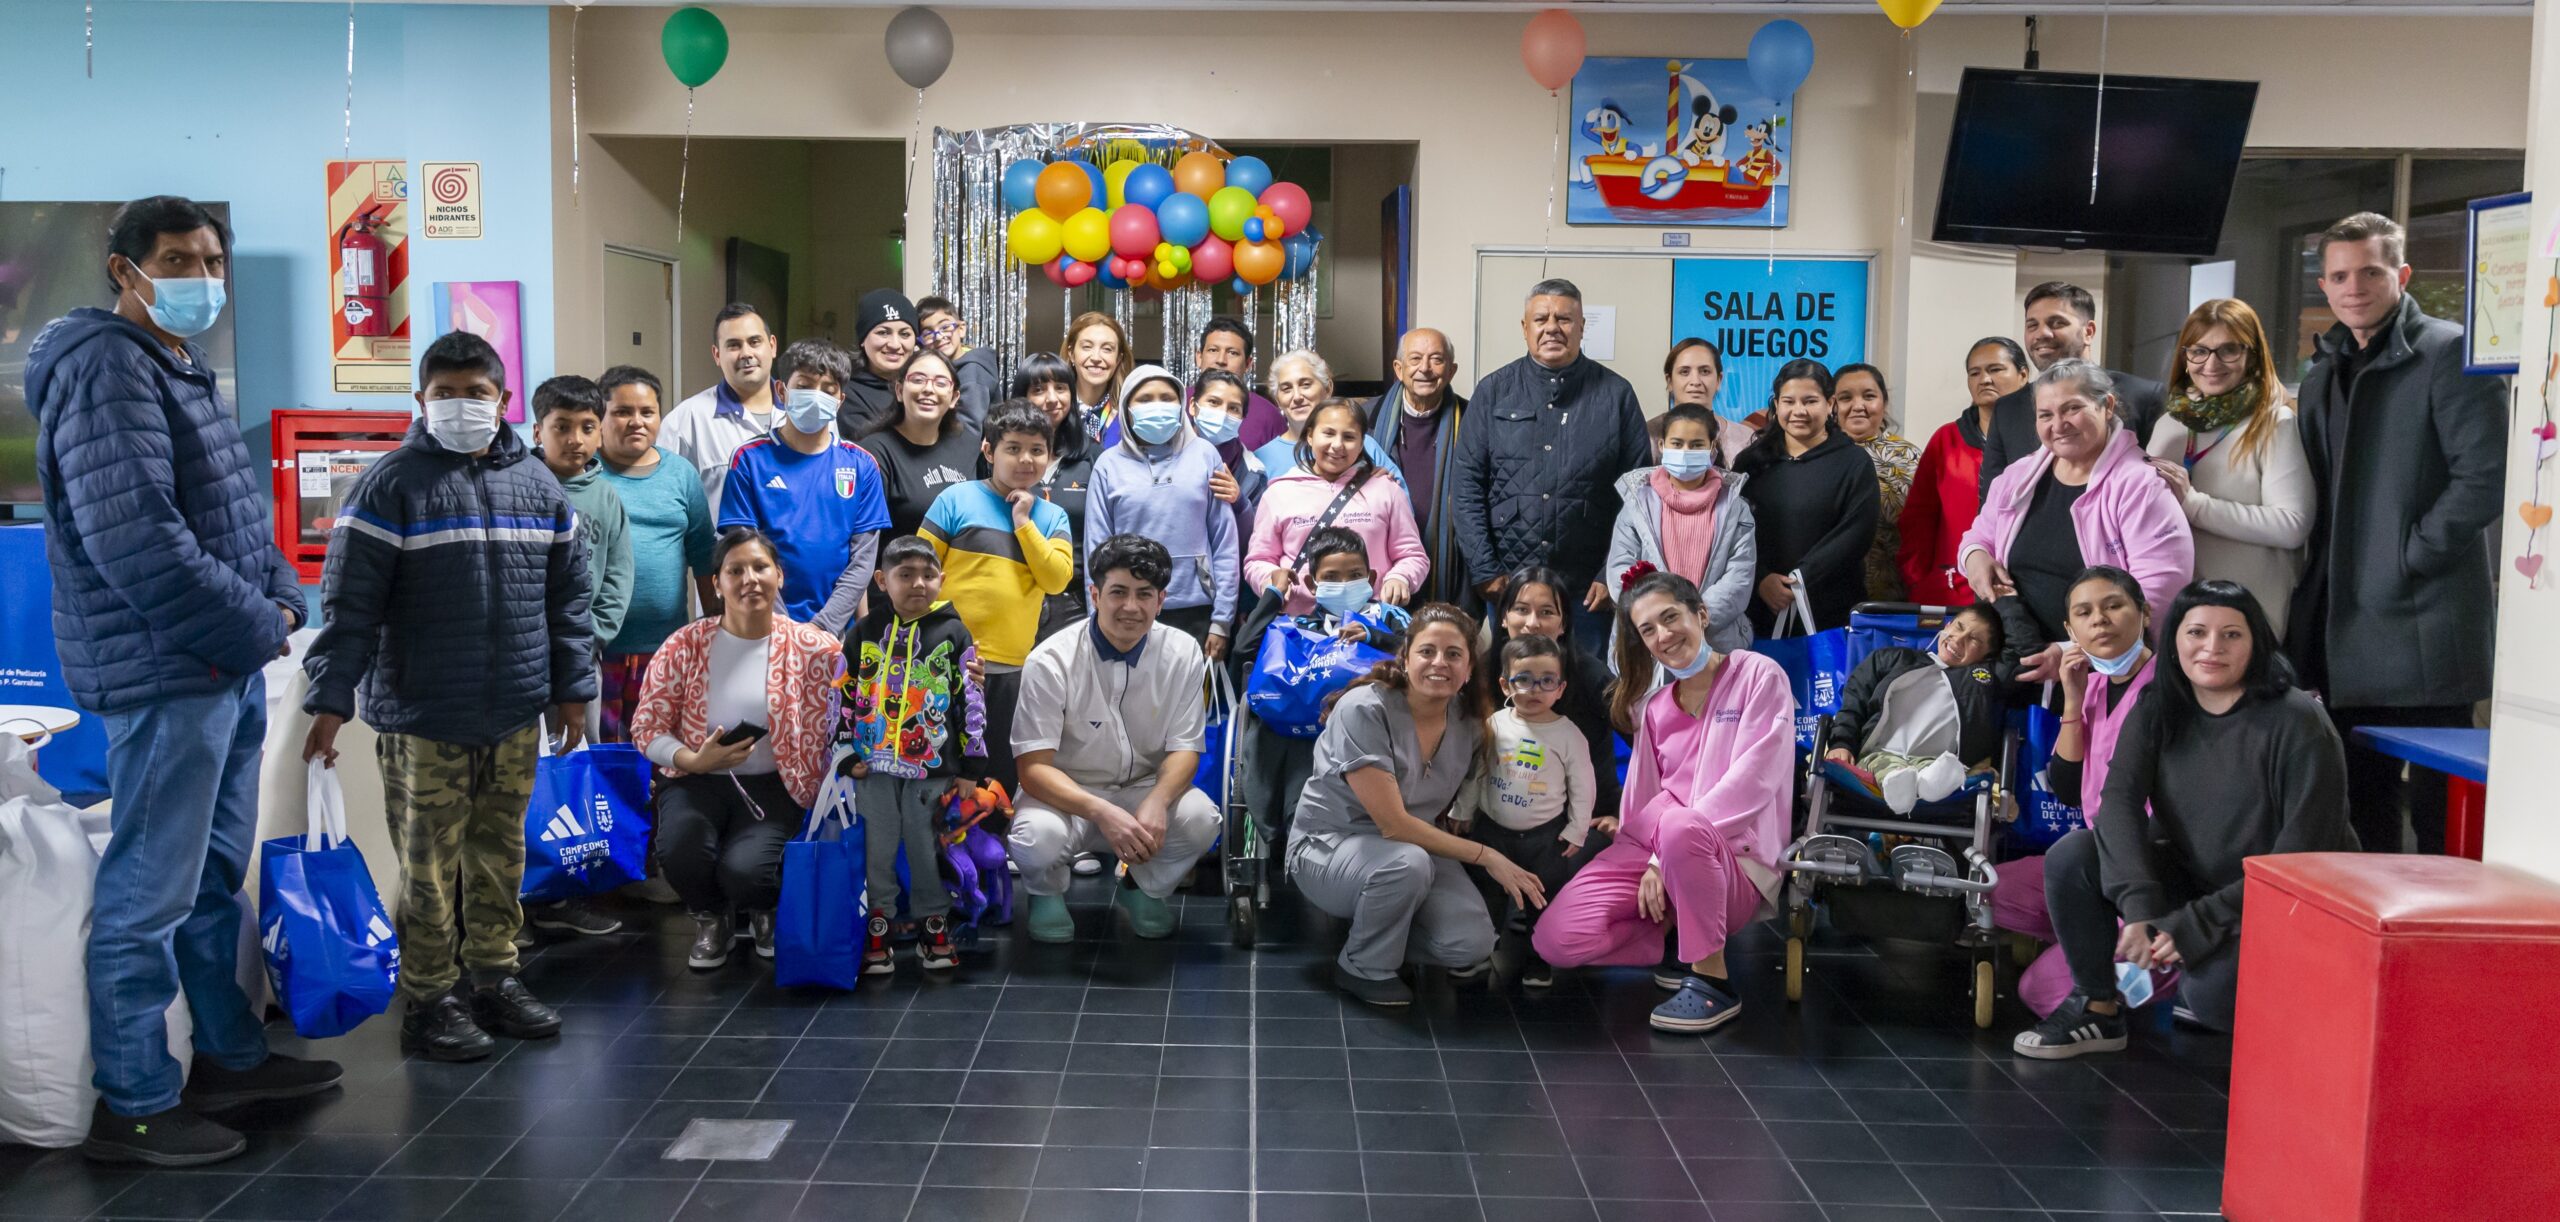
[430,280,525,421]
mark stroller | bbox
[1762,602,2016,1028]
[1205,663,1269,948]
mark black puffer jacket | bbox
[1828,647,2006,766]
[304,420,596,745]
[1449,354,1651,593]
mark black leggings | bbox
[2044,828,2238,1030]
[657,771,800,915]
[1465,813,1608,938]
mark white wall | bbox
[550,7,2529,441]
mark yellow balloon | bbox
[1876,0,1940,30]
[1007,210,1063,265]
[1062,207,1113,264]
[1104,159,1140,210]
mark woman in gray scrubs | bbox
[1286,604,1549,1008]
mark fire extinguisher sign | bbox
[326,159,412,394]
[420,163,482,240]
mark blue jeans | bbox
[87,674,272,1115]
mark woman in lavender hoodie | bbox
[1958,360,2192,687]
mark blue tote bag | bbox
[1747,581,1851,752]
[2008,704,2082,850]
[775,761,867,990]
[1246,621,1389,739]
[520,742,654,903]
[259,762,400,1039]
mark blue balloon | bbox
[1746,19,1815,101]
[1071,159,1108,208]
[1001,160,1043,214]
[1098,260,1130,291]
[1224,155,1274,199]
[1282,231,1318,281]
[1123,164,1176,211]
[1243,218,1265,244]
[1155,192,1211,247]
[1230,276,1252,296]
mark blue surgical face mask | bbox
[1192,406,1241,445]
[1128,400,1187,445]
[1659,448,1716,482]
[783,387,840,435]
[1662,643,1713,680]
[2088,639,2148,678]
[1313,578,1373,619]
[133,266,226,338]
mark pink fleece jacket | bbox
[1618,649,1797,871]
[1958,426,2194,628]
[1243,466,1430,616]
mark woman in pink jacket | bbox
[1532,566,1795,1035]
[1959,360,2192,686]
[1245,401,1429,613]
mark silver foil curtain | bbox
[1271,259,1318,367]
[930,122,1236,384]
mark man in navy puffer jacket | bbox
[303,331,595,1064]
[29,196,342,1167]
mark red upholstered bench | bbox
[2225,853,2560,1221]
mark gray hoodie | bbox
[551,456,636,647]
[1605,466,1756,655]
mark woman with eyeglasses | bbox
[2142,299,2312,636]
[858,348,980,542]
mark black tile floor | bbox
[0,875,2234,1221]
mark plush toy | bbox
[939,779,1014,927]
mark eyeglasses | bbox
[923,322,961,340]
[1503,673,1563,693]
[2182,343,2249,367]
[904,374,955,390]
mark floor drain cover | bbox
[664,1118,793,1161]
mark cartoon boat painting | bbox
[1580,59,1779,216]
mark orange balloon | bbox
[1233,238,1284,286]
[1172,151,1226,200]
[1034,162,1091,221]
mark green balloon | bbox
[662,6,729,89]
[1207,186,1257,243]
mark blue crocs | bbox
[1650,974,1742,1034]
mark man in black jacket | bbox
[1977,282,2165,501]
[2287,213,2506,855]
[1360,327,1470,605]
[1450,280,1652,656]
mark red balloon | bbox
[1109,205,1162,261]
[1258,183,1313,238]
[1189,235,1235,283]
[1042,256,1070,286]
[1063,260,1097,287]
[1520,8,1586,93]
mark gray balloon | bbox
[883,5,953,91]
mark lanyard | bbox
[2182,426,2233,471]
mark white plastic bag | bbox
[0,735,192,1147]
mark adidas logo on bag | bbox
[365,913,395,946]
[540,804,590,843]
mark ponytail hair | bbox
[1608,568,1709,734]
[1336,602,1493,724]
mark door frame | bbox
[603,242,682,393]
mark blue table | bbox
[2350,726,2488,859]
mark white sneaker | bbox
[1914,752,1967,804]
[1881,766,1921,815]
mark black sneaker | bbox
[1446,959,1493,988]
[470,977,562,1040]
[80,1101,246,1167]
[749,911,777,960]
[1520,954,1556,991]
[400,994,496,1062]
[2011,991,2130,1060]
[531,900,624,936]
[918,916,958,971]
[1332,963,1414,1009]
[864,909,897,976]
[180,1053,344,1112]
[689,911,732,970]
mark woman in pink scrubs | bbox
[1531,566,1796,1034]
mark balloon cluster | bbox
[1003,151,1320,294]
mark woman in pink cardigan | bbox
[1532,566,1795,1035]
[1245,401,1428,613]
[1959,360,2192,687]
[630,527,843,970]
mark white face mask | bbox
[423,397,502,454]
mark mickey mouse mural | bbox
[1563,44,1804,227]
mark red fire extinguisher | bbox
[338,203,391,337]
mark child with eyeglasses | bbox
[1457,632,1603,989]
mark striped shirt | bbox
[920,480,1074,667]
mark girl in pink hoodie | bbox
[1532,567,1795,1035]
[1245,401,1429,615]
